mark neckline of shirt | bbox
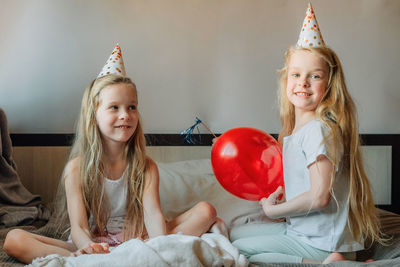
[283,119,320,140]
[104,169,127,183]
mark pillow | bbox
[157,159,261,227]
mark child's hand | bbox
[71,242,110,256]
[259,186,285,218]
[259,186,285,205]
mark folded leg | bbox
[230,221,286,242]
[232,234,329,263]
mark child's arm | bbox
[142,158,168,238]
[64,158,109,254]
[261,155,332,219]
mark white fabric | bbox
[104,175,127,219]
[157,159,261,227]
[103,175,127,233]
[283,119,363,252]
[29,233,249,267]
[88,173,127,234]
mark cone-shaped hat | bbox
[296,3,325,48]
[97,43,126,78]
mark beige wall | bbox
[1,0,399,135]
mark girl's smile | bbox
[114,125,133,129]
[294,92,312,96]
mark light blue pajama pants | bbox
[230,222,355,264]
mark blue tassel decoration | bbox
[180,117,203,144]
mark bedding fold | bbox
[0,108,49,227]
[29,233,249,267]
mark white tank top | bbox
[89,172,127,234]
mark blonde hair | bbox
[278,46,386,245]
[56,74,148,241]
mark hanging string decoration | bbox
[180,117,217,144]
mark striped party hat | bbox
[97,43,126,78]
[296,3,325,48]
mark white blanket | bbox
[29,233,248,267]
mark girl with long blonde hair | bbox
[231,4,385,264]
[4,49,216,264]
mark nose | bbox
[297,77,309,88]
[119,110,130,120]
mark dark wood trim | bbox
[9,133,398,147]
[9,133,220,147]
[10,134,75,147]
[10,133,278,146]
[10,133,400,214]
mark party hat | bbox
[296,3,325,48]
[97,43,126,78]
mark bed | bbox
[1,133,400,266]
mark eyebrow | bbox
[105,100,138,105]
[288,67,327,72]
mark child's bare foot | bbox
[323,252,346,264]
[364,259,375,262]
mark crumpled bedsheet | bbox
[28,233,248,267]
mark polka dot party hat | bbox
[97,43,126,78]
[296,3,325,48]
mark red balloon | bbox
[211,127,284,201]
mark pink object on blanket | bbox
[94,232,124,247]
[67,232,124,248]
[68,232,124,247]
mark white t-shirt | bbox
[283,119,363,252]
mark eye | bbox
[110,105,118,110]
[291,73,300,78]
[311,74,321,79]
[129,105,137,110]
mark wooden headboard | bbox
[10,133,400,214]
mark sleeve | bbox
[301,121,334,168]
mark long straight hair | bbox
[55,74,148,241]
[278,46,386,245]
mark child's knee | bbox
[3,229,27,257]
[232,238,254,258]
[232,236,272,258]
[195,201,217,222]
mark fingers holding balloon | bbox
[258,197,286,223]
[260,186,284,205]
[269,185,285,203]
[259,190,285,219]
